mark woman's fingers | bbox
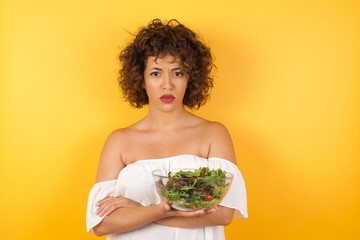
[96,197,125,216]
[165,204,219,217]
[161,202,171,211]
[96,197,111,206]
[96,197,142,216]
[205,206,219,214]
[96,198,116,216]
[179,210,206,217]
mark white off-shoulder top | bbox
[86,155,247,240]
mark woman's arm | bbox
[94,130,126,183]
[93,204,164,236]
[206,121,237,164]
[155,206,235,227]
[93,202,210,236]
[93,130,157,235]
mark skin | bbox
[92,55,237,236]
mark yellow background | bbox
[1,0,359,239]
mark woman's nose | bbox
[161,73,173,89]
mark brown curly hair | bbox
[118,19,215,109]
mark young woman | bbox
[86,19,247,240]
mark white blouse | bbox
[86,155,248,240]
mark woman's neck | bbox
[144,106,191,131]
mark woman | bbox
[86,19,247,240]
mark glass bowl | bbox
[152,167,234,211]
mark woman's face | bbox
[144,54,188,111]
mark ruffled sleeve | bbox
[86,180,117,232]
[208,157,248,219]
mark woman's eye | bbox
[174,71,183,77]
[150,72,160,76]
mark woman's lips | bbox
[160,94,175,103]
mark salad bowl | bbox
[152,167,234,211]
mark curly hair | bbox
[118,19,215,109]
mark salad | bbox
[156,167,232,210]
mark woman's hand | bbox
[158,201,219,218]
[155,203,234,228]
[96,197,142,217]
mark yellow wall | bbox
[1,0,359,239]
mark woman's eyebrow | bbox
[149,67,162,71]
[171,67,182,71]
[149,67,183,71]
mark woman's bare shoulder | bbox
[201,120,229,134]
[108,126,132,138]
[185,114,230,137]
[95,126,137,182]
[102,128,130,149]
[105,121,147,152]
[107,120,144,139]
[202,120,237,163]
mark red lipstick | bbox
[160,94,175,103]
